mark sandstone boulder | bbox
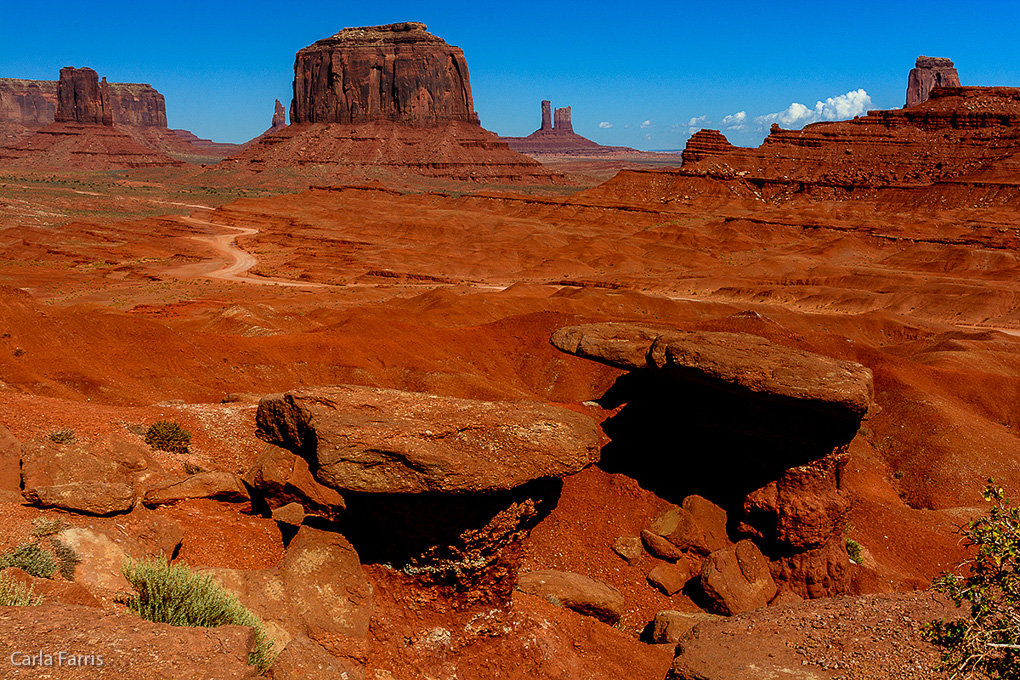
[267,635,364,680]
[611,535,643,565]
[271,502,307,527]
[651,610,722,645]
[204,525,373,675]
[516,569,625,625]
[56,528,133,594]
[699,540,777,616]
[0,567,102,607]
[21,435,164,497]
[648,561,697,596]
[0,604,258,679]
[244,443,345,520]
[641,529,685,562]
[142,471,249,507]
[256,385,600,494]
[651,496,731,556]
[24,482,136,515]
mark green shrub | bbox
[925,479,1020,679]
[846,538,863,564]
[0,542,57,578]
[48,429,75,444]
[31,517,69,538]
[144,420,191,454]
[0,573,41,606]
[122,558,276,673]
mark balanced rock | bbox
[699,540,777,616]
[291,22,477,125]
[256,385,600,494]
[906,55,961,108]
[516,569,625,625]
[550,323,873,419]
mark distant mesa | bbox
[905,55,961,108]
[0,67,238,166]
[221,22,558,184]
[503,100,630,155]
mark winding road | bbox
[179,216,325,288]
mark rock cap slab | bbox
[256,385,600,494]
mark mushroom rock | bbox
[906,55,961,108]
[550,322,875,598]
[255,385,601,595]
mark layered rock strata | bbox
[551,322,874,598]
[906,55,961,108]
[1,72,167,127]
[55,67,112,124]
[677,86,1020,193]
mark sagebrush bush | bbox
[0,542,57,579]
[926,480,1020,679]
[144,420,191,454]
[49,538,81,581]
[0,573,41,606]
[31,517,69,538]
[122,558,276,673]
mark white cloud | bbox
[624,123,631,129]
[720,110,748,132]
[754,89,872,130]
[645,133,652,140]
[640,120,652,128]
[598,121,613,129]
[687,115,709,127]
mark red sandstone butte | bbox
[291,21,478,125]
[905,55,961,108]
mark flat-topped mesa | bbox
[1,75,167,127]
[291,21,479,126]
[55,67,111,125]
[906,55,961,108]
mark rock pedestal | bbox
[905,55,961,108]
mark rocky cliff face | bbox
[291,22,478,125]
[554,106,573,134]
[905,55,961,108]
[55,67,111,125]
[0,79,57,125]
[1,73,167,127]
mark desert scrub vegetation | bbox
[144,420,191,454]
[48,428,75,444]
[0,519,80,581]
[0,542,58,579]
[122,558,276,673]
[925,479,1020,679]
[0,573,41,606]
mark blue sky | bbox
[2,1,1018,149]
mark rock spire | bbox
[905,56,961,108]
